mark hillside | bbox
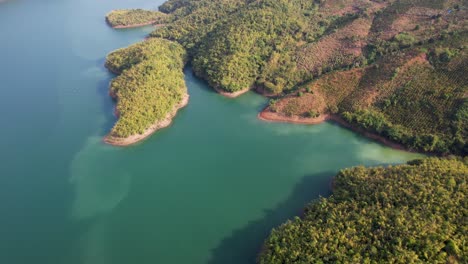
[153,0,467,155]
[259,157,468,264]
[147,0,466,93]
[106,9,168,28]
[264,35,467,155]
[104,0,467,154]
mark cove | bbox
[0,0,424,264]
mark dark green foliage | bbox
[151,0,248,52]
[106,9,167,27]
[394,32,416,48]
[145,0,467,96]
[306,110,319,118]
[158,0,192,14]
[268,99,280,112]
[105,39,187,138]
[259,158,468,264]
[452,99,468,155]
[149,0,340,93]
[191,0,306,92]
[342,106,466,155]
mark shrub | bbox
[394,32,416,48]
[306,110,320,118]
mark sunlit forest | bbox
[259,157,467,264]
[109,0,466,154]
[105,38,187,138]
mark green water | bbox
[0,0,424,263]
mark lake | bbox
[0,0,424,263]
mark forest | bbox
[105,38,187,138]
[107,0,467,154]
[145,0,468,155]
[106,9,168,27]
[259,157,468,264]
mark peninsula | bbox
[105,0,467,155]
[103,38,187,146]
[106,9,167,28]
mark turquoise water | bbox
[0,0,424,263]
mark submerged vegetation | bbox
[105,38,187,139]
[106,9,168,28]
[259,157,468,264]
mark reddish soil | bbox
[297,18,371,75]
[258,109,329,125]
[258,108,412,152]
[213,86,251,98]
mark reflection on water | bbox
[70,137,131,220]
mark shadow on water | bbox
[207,172,335,264]
[95,57,118,137]
[184,67,269,113]
[184,67,218,95]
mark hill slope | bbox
[105,0,467,154]
[259,157,468,264]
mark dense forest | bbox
[259,157,468,264]
[107,0,467,154]
[104,38,187,139]
[106,9,168,27]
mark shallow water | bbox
[0,0,424,263]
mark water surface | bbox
[0,0,424,263]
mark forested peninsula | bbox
[106,9,168,28]
[104,38,187,146]
[106,0,467,154]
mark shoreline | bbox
[258,109,328,125]
[213,86,251,98]
[103,93,189,146]
[190,69,250,98]
[258,108,411,152]
[106,18,164,29]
